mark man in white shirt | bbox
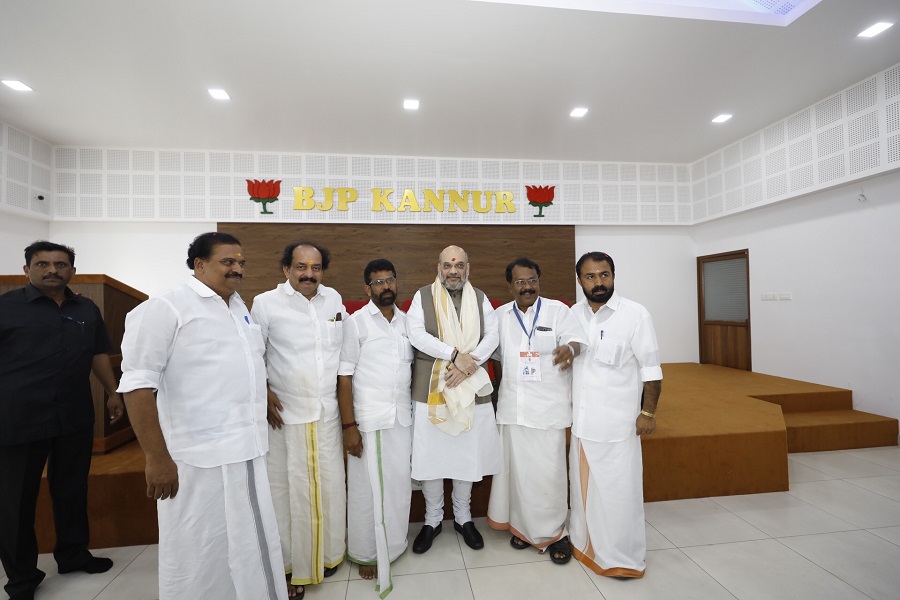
[569,251,662,579]
[118,232,287,600]
[338,259,413,596]
[250,242,347,598]
[406,245,501,554]
[487,257,585,565]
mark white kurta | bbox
[251,282,348,583]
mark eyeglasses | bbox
[441,262,466,271]
[367,277,397,287]
[512,277,539,287]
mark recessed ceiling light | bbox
[570,107,588,118]
[208,89,230,100]
[858,22,893,37]
[403,99,420,110]
[2,80,33,92]
[712,114,733,123]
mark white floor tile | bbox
[779,529,900,600]
[710,491,857,537]
[303,579,349,599]
[787,479,900,528]
[788,458,836,483]
[788,451,899,479]
[457,517,551,569]
[846,474,900,501]
[644,498,769,547]
[582,548,734,600]
[644,522,675,550]
[867,525,900,547]
[468,560,600,600]
[846,446,900,470]
[347,569,474,600]
[94,545,157,600]
[683,538,870,600]
[30,545,145,600]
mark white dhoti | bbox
[487,424,567,548]
[267,417,346,586]
[568,434,646,577]
[347,424,412,598]
[157,456,288,600]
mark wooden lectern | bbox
[0,274,147,453]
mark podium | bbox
[0,274,147,453]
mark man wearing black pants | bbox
[0,241,123,600]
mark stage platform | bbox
[36,363,898,551]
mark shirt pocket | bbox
[533,328,557,353]
[593,337,626,367]
[399,333,414,363]
[326,319,343,348]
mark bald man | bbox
[405,245,501,553]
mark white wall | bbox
[0,212,50,274]
[575,227,698,364]
[48,222,213,296]
[693,170,900,420]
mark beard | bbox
[374,289,396,307]
[440,272,466,292]
[582,283,614,304]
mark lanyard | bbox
[513,298,542,348]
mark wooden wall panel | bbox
[700,323,751,371]
[225,223,577,307]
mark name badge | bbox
[519,351,541,381]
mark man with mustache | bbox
[337,259,413,593]
[568,251,662,579]
[486,257,585,565]
[406,245,500,553]
[251,242,347,599]
[0,241,123,600]
[119,232,288,599]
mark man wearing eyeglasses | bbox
[486,257,585,566]
[406,245,501,554]
[119,231,287,599]
[0,240,123,600]
[337,259,412,594]
[251,242,347,598]
[568,251,662,579]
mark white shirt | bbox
[117,276,268,468]
[338,301,413,432]
[493,298,587,429]
[571,292,663,443]
[406,288,499,364]
[250,282,346,424]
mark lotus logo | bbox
[247,179,281,215]
[525,185,555,218]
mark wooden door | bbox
[697,250,751,370]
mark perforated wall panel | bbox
[0,121,53,219]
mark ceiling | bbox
[2,0,899,164]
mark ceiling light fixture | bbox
[570,107,588,117]
[208,89,230,100]
[403,99,420,110]
[858,22,893,37]
[712,114,733,123]
[2,80,33,91]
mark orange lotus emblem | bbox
[525,185,555,218]
[247,179,281,215]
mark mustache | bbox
[591,285,607,294]
[379,290,395,300]
[43,275,62,280]
[226,273,243,279]
[298,276,317,284]
[519,288,536,295]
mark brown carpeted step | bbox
[784,410,899,453]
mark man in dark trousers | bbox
[0,241,123,600]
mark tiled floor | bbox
[5,447,900,600]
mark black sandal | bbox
[548,536,572,565]
[510,535,530,550]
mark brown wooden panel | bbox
[700,323,751,370]
[224,223,577,307]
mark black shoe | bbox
[412,522,442,554]
[58,556,113,574]
[454,521,484,550]
[323,565,339,578]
